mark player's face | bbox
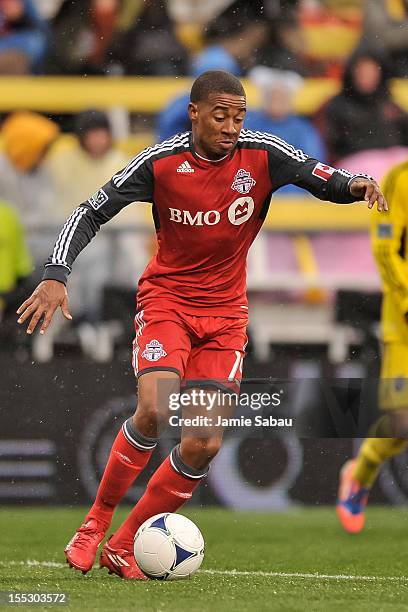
[189,93,246,160]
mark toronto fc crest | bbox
[231,169,256,194]
[142,339,167,362]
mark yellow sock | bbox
[368,414,394,437]
[353,438,408,488]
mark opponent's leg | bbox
[337,437,408,534]
[337,341,408,534]
[65,371,179,573]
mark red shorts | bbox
[132,307,248,392]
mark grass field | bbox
[1,507,408,611]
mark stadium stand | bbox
[0,0,396,366]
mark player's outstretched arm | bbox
[349,177,388,212]
[17,280,72,335]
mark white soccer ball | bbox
[134,513,204,580]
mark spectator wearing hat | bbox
[245,67,325,194]
[0,111,59,264]
[316,48,408,164]
[49,109,128,218]
[157,17,268,141]
[48,109,130,321]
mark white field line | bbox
[1,561,408,583]
[200,569,408,582]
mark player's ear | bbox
[188,102,198,123]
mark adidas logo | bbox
[177,160,194,173]
[107,553,130,567]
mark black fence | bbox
[2,354,408,507]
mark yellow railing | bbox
[1,76,408,115]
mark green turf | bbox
[0,507,408,611]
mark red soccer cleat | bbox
[100,537,148,580]
[336,459,369,534]
[64,518,106,574]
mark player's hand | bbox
[349,177,388,212]
[16,280,72,335]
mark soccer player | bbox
[337,160,408,534]
[17,71,386,578]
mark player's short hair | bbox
[190,70,246,103]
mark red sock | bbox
[110,456,201,550]
[86,426,154,529]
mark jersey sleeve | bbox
[42,152,154,285]
[371,166,408,314]
[265,134,369,203]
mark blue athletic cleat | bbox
[336,459,369,534]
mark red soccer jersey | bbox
[43,130,365,316]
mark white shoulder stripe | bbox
[113,131,189,182]
[241,129,309,159]
[114,138,190,188]
[240,133,308,163]
[239,129,308,161]
[113,132,190,187]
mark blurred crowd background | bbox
[1,0,408,380]
[2,0,408,508]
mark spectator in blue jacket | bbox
[0,0,48,74]
[156,19,267,142]
[245,66,326,194]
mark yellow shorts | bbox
[379,343,408,411]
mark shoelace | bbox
[72,525,103,551]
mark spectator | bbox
[157,18,268,141]
[257,5,307,75]
[47,109,130,321]
[157,92,193,142]
[0,111,59,268]
[0,111,59,238]
[157,54,242,142]
[193,16,268,77]
[46,0,129,75]
[0,0,48,74]
[316,48,408,164]
[361,0,408,77]
[246,67,326,194]
[0,199,33,347]
[108,0,189,76]
[49,109,128,217]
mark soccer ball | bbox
[134,513,204,580]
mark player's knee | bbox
[204,438,222,460]
[133,399,163,438]
[181,437,222,469]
